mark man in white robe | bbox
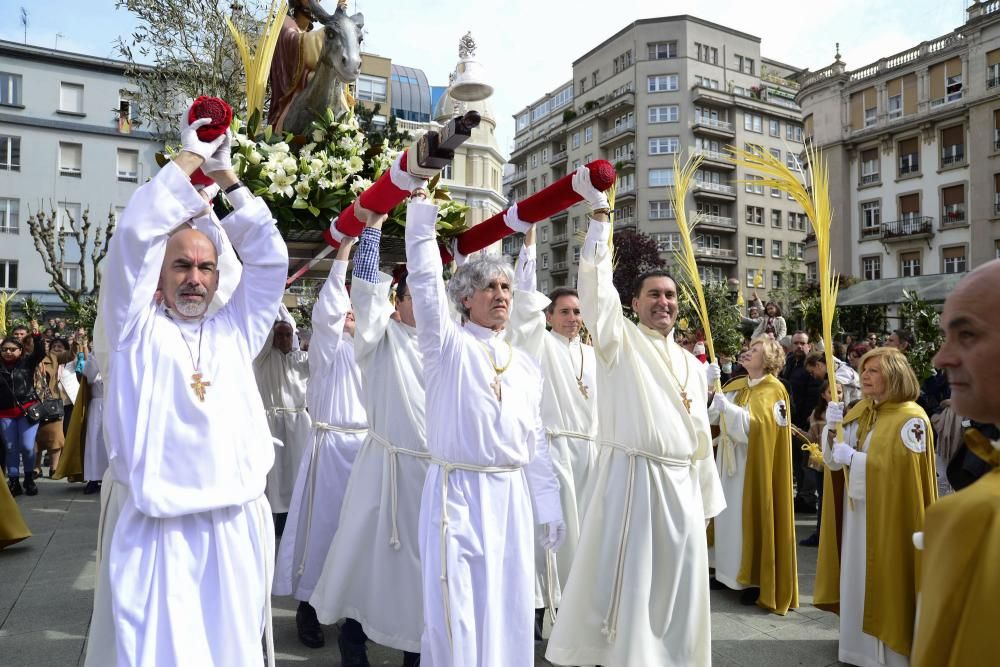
[273,236,367,650]
[405,196,565,666]
[89,114,287,666]
[507,219,598,635]
[310,210,425,667]
[254,305,311,531]
[546,167,726,667]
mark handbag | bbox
[26,399,64,425]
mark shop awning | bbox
[836,273,964,306]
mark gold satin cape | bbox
[814,399,937,657]
[911,431,999,667]
[53,377,89,482]
[0,472,31,549]
[722,375,799,615]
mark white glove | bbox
[450,238,469,267]
[825,402,845,427]
[390,153,428,193]
[541,520,566,552]
[201,129,233,174]
[831,441,855,466]
[571,165,609,211]
[711,391,731,414]
[180,115,227,161]
[503,202,531,233]
[705,362,721,387]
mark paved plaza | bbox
[1,478,844,666]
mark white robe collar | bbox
[463,320,505,341]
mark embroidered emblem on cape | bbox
[773,400,789,427]
[901,417,927,453]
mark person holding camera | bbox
[1,321,45,496]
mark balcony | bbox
[692,180,737,200]
[940,204,966,227]
[693,148,736,169]
[511,169,527,185]
[898,156,919,176]
[691,84,732,107]
[550,150,568,164]
[550,232,569,248]
[600,121,636,146]
[693,246,737,263]
[615,185,637,199]
[613,216,637,230]
[804,232,817,246]
[613,152,636,170]
[692,115,735,139]
[882,216,934,242]
[694,212,737,231]
[940,146,966,167]
[860,172,880,186]
[550,261,569,275]
[596,91,636,119]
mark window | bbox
[695,43,718,64]
[745,206,764,225]
[899,193,921,223]
[540,225,548,242]
[648,105,679,123]
[58,201,81,234]
[648,41,677,60]
[771,209,782,227]
[941,184,965,224]
[592,71,599,87]
[746,269,763,287]
[786,124,804,143]
[117,148,138,182]
[771,239,783,258]
[0,72,23,106]
[63,264,81,290]
[989,50,1000,88]
[789,242,804,260]
[940,125,965,166]
[864,103,877,127]
[861,201,881,238]
[649,200,675,219]
[886,74,916,120]
[612,51,633,74]
[900,251,921,277]
[0,198,18,234]
[898,137,919,175]
[59,142,82,177]
[788,212,808,231]
[355,74,387,102]
[887,92,902,119]
[0,135,19,171]
[647,75,678,92]
[942,246,967,274]
[862,255,882,280]
[571,132,580,149]
[697,234,721,250]
[995,174,1000,215]
[735,55,755,74]
[769,119,780,137]
[744,113,763,133]
[929,57,962,106]
[441,163,453,180]
[746,236,765,256]
[0,260,16,288]
[699,265,724,284]
[648,168,674,187]
[806,262,817,283]
[516,112,529,131]
[584,127,593,143]
[648,136,679,155]
[654,232,681,251]
[860,147,879,184]
[744,175,764,195]
[59,82,84,114]
[573,246,581,262]
[529,178,537,194]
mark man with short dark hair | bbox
[886,329,913,352]
[781,331,822,513]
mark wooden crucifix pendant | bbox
[490,375,503,402]
[191,372,211,402]
[577,378,590,400]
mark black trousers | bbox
[342,618,419,664]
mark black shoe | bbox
[534,607,545,641]
[740,587,761,606]
[794,497,817,514]
[23,477,38,496]
[709,577,727,590]
[295,601,325,649]
[7,476,22,497]
[799,532,819,547]
[337,631,369,667]
[83,481,100,495]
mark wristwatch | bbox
[223,181,246,194]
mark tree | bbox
[676,281,743,358]
[897,289,943,383]
[26,205,115,304]
[766,250,806,316]
[114,0,269,139]
[355,103,413,153]
[610,228,665,309]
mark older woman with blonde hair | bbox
[814,346,936,667]
[707,336,799,615]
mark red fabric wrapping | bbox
[455,159,616,255]
[187,96,233,141]
[334,152,412,238]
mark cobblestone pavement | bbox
[1,478,844,666]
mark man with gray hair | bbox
[404,194,564,665]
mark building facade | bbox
[0,40,163,310]
[798,2,1000,304]
[509,16,809,299]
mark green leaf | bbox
[308,205,320,217]
[292,198,309,209]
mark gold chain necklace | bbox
[573,340,589,399]
[478,338,513,402]
[169,316,211,402]
[654,339,691,412]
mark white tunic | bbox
[273,259,367,602]
[254,322,311,514]
[82,355,108,482]
[823,423,909,667]
[92,161,286,666]
[508,243,598,611]
[405,200,563,667]
[545,218,726,667]
[310,269,428,652]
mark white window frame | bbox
[0,197,19,234]
[59,142,82,177]
[648,136,679,155]
[861,201,881,237]
[59,82,84,114]
[648,168,674,187]
[0,260,17,289]
[862,255,881,280]
[116,148,139,183]
[648,41,677,60]
[648,105,679,123]
[0,134,19,171]
[647,74,679,93]
[771,239,783,258]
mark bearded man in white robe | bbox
[506,218,599,636]
[546,166,725,667]
[404,195,565,666]
[254,305,311,531]
[88,112,287,666]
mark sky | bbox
[0,0,973,155]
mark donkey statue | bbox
[279,4,364,135]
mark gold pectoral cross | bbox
[679,390,692,413]
[490,375,503,402]
[577,378,590,400]
[190,372,211,402]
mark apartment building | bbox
[509,16,809,299]
[797,2,1000,307]
[0,40,162,309]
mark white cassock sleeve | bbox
[821,422,867,500]
[577,218,623,367]
[404,201,458,367]
[707,393,751,445]
[508,243,551,361]
[310,259,351,369]
[351,274,394,366]
[524,371,564,525]
[83,356,101,384]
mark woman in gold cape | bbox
[708,336,798,615]
[815,347,936,667]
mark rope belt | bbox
[430,457,523,651]
[266,406,306,416]
[546,428,597,442]
[367,430,431,550]
[598,440,694,643]
[296,422,368,577]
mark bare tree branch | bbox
[26,203,113,306]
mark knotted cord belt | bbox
[295,422,368,577]
[266,406,306,416]
[430,457,523,651]
[545,428,597,443]
[367,430,431,549]
[598,440,695,643]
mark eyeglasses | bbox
[1,347,20,353]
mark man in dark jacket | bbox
[780,331,821,513]
[1,322,46,496]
